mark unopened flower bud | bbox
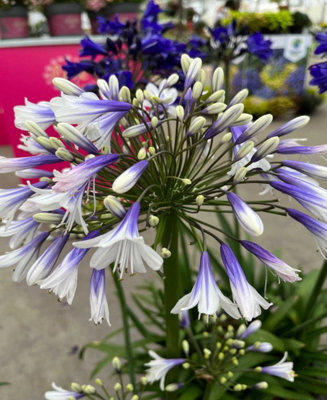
[148,146,156,155]
[212,67,224,91]
[254,381,268,390]
[175,105,185,121]
[234,167,247,183]
[137,148,147,160]
[119,86,131,103]
[192,81,203,100]
[232,357,239,366]
[204,102,227,115]
[131,396,139,400]
[165,383,182,392]
[71,383,81,392]
[229,89,249,107]
[234,384,243,392]
[221,132,232,143]
[236,324,246,337]
[25,120,48,137]
[151,116,159,128]
[132,98,139,107]
[95,378,103,386]
[181,178,191,185]
[239,349,245,355]
[182,339,189,355]
[114,383,122,391]
[167,73,179,87]
[233,113,253,126]
[49,137,64,150]
[126,383,133,392]
[185,57,202,88]
[207,90,225,103]
[140,377,147,385]
[181,54,192,74]
[234,141,254,161]
[251,137,279,162]
[237,114,273,144]
[198,69,206,85]
[35,137,53,152]
[112,356,121,371]
[143,90,152,101]
[218,352,224,360]
[161,248,171,258]
[183,362,190,369]
[33,213,63,224]
[123,124,149,138]
[149,215,159,227]
[220,377,227,384]
[196,195,204,206]
[55,147,74,162]
[189,117,206,135]
[53,77,83,96]
[204,348,211,359]
[136,89,144,103]
[104,195,126,219]
[82,385,96,394]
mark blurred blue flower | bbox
[247,33,273,62]
[315,31,327,55]
[310,61,327,93]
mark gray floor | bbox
[1,103,327,399]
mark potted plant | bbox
[105,0,142,23]
[0,0,29,39]
[43,0,83,36]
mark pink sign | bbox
[0,42,94,157]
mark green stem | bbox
[161,215,181,399]
[224,59,231,103]
[203,382,213,400]
[113,273,136,390]
[302,260,327,321]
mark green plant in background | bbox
[260,63,296,91]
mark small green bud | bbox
[229,348,237,355]
[136,89,144,103]
[232,357,239,366]
[220,314,227,322]
[175,105,185,121]
[205,102,227,114]
[112,356,121,371]
[227,371,234,378]
[151,116,159,128]
[137,147,147,160]
[239,349,245,356]
[131,396,139,400]
[255,366,262,372]
[166,383,180,392]
[149,215,159,227]
[230,89,249,105]
[55,147,74,162]
[254,381,268,390]
[233,167,247,183]
[71,383,81,392]
[181,178,192,185]
[236,324,246,337]
[82,385,96,394]
[49,137,65,150]
[216,342,222,349]
[181,54,191,74]
[220,377,227,384]
[207,90,225,103]
[132,98,139,107]
[234,384,243,392]
[189,116,206,135]
[212,67,224,91]
[95,378,103,386]
[196,195,204,207]
[53,77,83,96]
[68,396,75,400]
[25,120,48,137]
[234,141,255,161]
[218,352,224,360]
[126,383,133,392]
[204,348,211,359]
[198,69,206,85]
[192,81,203,100]
[167,73,179,87]
[182,339,189,356]
[183,362,190,369]
[203,331,209,338]
[33,213,63,224]
[140,377,147,385]
[253,136,279,161]
[161,247,171,258]
[221,132,232,143]
[148,146,156,155]
[119,86,131,103]
[233,113,253,126]
[143,90,152,101]
[114,382,122,391]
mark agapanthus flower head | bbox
[247,33,273,62]
[1,52,326,328]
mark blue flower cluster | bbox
[63,1,187,89]
[309,31,327,93]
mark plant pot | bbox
[106,2,141,23]
[45,2,82,37]
[0,6,28,39]
[87,8,110,35]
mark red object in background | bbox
[0,39,95,158]
[48,14,82,37]
[0,16,28,39]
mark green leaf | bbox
[263,295,299,331]
[0,382,9,386]
[179,385,203,400]
[247,329,286,352]
[264,383,313,400]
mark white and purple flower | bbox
[145,350,185,390]
[45,382,84,400]
[14,99,56,131]
[220,243,272,321]
[260,352,295,382]
[89,268,110,325]
[74,202,163,277]
[171,251,240,319]
[0,155,60,174]
[112,160,149,194]
[0,216,39,249]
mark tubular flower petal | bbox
[112,160,149,194]
[261,352,295,382]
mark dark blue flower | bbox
[142,0,161,23]
[98,15,126,35]
[62,59,96,79]
[309,61,327,94]
[247,33,272,62]
[315,31,327,55]
[79,36,107,58]
[211,26,229,44]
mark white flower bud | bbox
[192,81,203,100]
[241,114,273,142]
[196,195,204,206]
[136,89,144,103]
[149,215,159,227]
[114,383,122,391]
[140,377,147,385]
[33,213,63,224]
[24,120,48,137]
[229,89,249,106]
[189,116,206,135]
[131,396,139,400]
[212,67,224,91]
[53,77,84,96]
[35,137,54,152]
[175,105,185,121]
[221,132,232,143]
[234,141,255,161]
[95,378,103,386]
[204,102,227,114]
[167,73,179,87]
[181,178,192,185]
[104,195,126,219]
[165,383,180,392]
[143,90,152,101]
[119,86,131,103]
[126,383,133,392]
[161,248,171,258]
[198,69,206,85]
[252,137,279,162]
[82,385,96,394]
[233,167,247,183]
[254,382,268,390]
[181,54,192,74]
[132,98,139,107]
[151,116,159,128]
[55,147,74,162]
[112,356,121,371]
[137,148,147,160]
[233,113,253,126]
[207,90,225,103]
[49,137,64,150]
